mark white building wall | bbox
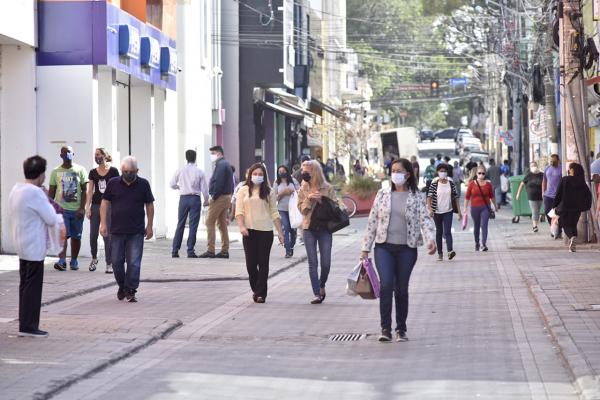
[221,0,240,173]
[0,45,38,253]
[0,0,36,47]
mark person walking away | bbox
[353,159,363,177]
[515,162,544,233]
[486,159,502,210]
[434,154,443,168]
[500,160,510,177]
[552,163,592,252]
[464,166,497,252]
[235,164,284,303]
[49,146,88,271]
[100,156,154,302]
[424,158,436,192]
[453,160,464,198]
[200,146,234,259]
[274,165,299,258]
[410,156,420,182]
[298,160,339,304]
[170,150,209,258]
[10,156,64,337]
[361,158,436,342]
[85,148,119,273]
[443,156,454,179]
[542,154,563,238]
[427,164,462,261]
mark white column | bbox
[164,88,179,238]
[152,87,167,238]
[129,84,152,178]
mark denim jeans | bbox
[471,206,490,246]
[278,210,297,254]
[111,233,144,295]
[433,211,454,254]
[172,195,201,255]
[374,243,418,332]
[303,229,332,296]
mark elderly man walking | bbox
[100,156,154,302]
[9,156,63,337]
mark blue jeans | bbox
[433,212,454,254]
[303,230,332,296]
[172,195,201,255]
[111,233,144,295]
[62,210,84,240]
[374,243,418,332]
[278,210,297,254]
[471,206,490,246]
[494,187,502,206]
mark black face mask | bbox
[122,172,137,183]
[278,172,288,179]
[302,172,311,182]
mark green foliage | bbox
[344,176,381,200]
[421,0,471,16]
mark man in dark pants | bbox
[200,146,234,259]
[9,156,63,337]
[170,150,209,258]
[100,156,155,302]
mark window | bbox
[146,0,163,29]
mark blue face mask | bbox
[61,152,74,162]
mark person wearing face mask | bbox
[48,146,88,272]
[427,164,462,261]
[85,148,119,273]
[515,162,544,233]
[464,165,497,251]
[361,159,436,342]
[100,156,154,303]
[542,154,563,238]
[274,165,299,258]
[298,160,339,304]
[235,163,284,303]
[9,156,64,338]
[200,146,234,259]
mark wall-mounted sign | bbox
[118,25,140,59]
[160,47,177,76]
[140,37,160,68]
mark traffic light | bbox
[430,80,440,97]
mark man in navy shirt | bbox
[100,156,154,302]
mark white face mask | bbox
[251,175,264,185]
[391,172,407,186]
[438,172,448,179]
[530,166,538,173]
[210,154,219,162]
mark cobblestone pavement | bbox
[0,212,598,399]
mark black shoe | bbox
[252,294,258,303]
[378,329,392,342]
[54,261,66,271]
[117,288,126,301]
[199,251,216,259]
[448,251,456,260]
[285,253,292,258]
[481,245,488,252]
[172,252,179,258]
[187,253,198,258]
[310,296,323,304]
[475,244,480,252]
[395,330,408,342]
[215,252,229,259]
[126,294,137,303]
[18,329,48,338]
[290,249,294,256]
[256,297,266,303]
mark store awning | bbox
[260,101,304,119]
[310,98,345,119]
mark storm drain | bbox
[328,333,366,342]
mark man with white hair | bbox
[100,156,154,302]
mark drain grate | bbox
[328,333,366,342]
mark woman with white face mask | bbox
[427,163,462,261]
[515,161,544,233]
[361,159,436,342]
[235,163,284,303]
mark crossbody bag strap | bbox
[475,180,492,213]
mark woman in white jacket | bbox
[361,158,436,342]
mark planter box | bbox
[348,192,377,216]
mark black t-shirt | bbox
[522,172,544,201]
[89,167,120,204]
[103,177,155,235]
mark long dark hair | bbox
[391,158,418,194]
[245,163,271,200]
[569,162,586,186]
[275,165,291,185]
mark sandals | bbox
[89,259,98,272]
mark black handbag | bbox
[326,202,350,233]
[475,181,495,219]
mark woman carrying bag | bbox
[361,159,436,343]
[427,163,462,261]
[274,165,299,258]
[235,163,284,303]
[464,165,497,252]
[515,161,544,233]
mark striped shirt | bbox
[427,178,458,213]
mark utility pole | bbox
[558,0,592,241]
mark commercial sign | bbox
[141,36,160,68]
[160,47,177,76]
[118,24,140,59]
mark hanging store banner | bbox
[307,126,322,147]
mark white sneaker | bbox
[105,264,113,274]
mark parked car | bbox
[419,129,434,142]
[434,128,458,141]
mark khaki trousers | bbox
[206,195,231,253]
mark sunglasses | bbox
[477,172,485,175]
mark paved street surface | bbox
[1,212,599,399]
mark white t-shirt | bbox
[9,182,61,261]
[436,181,452,214]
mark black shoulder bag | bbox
[475,181,495,219]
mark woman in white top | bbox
[273,165,299,258]
[235,163,284,303]
[427,163,461,261]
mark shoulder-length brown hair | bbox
[245,163,271,200]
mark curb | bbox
[520,270,600,400]
[32,319,183,400]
